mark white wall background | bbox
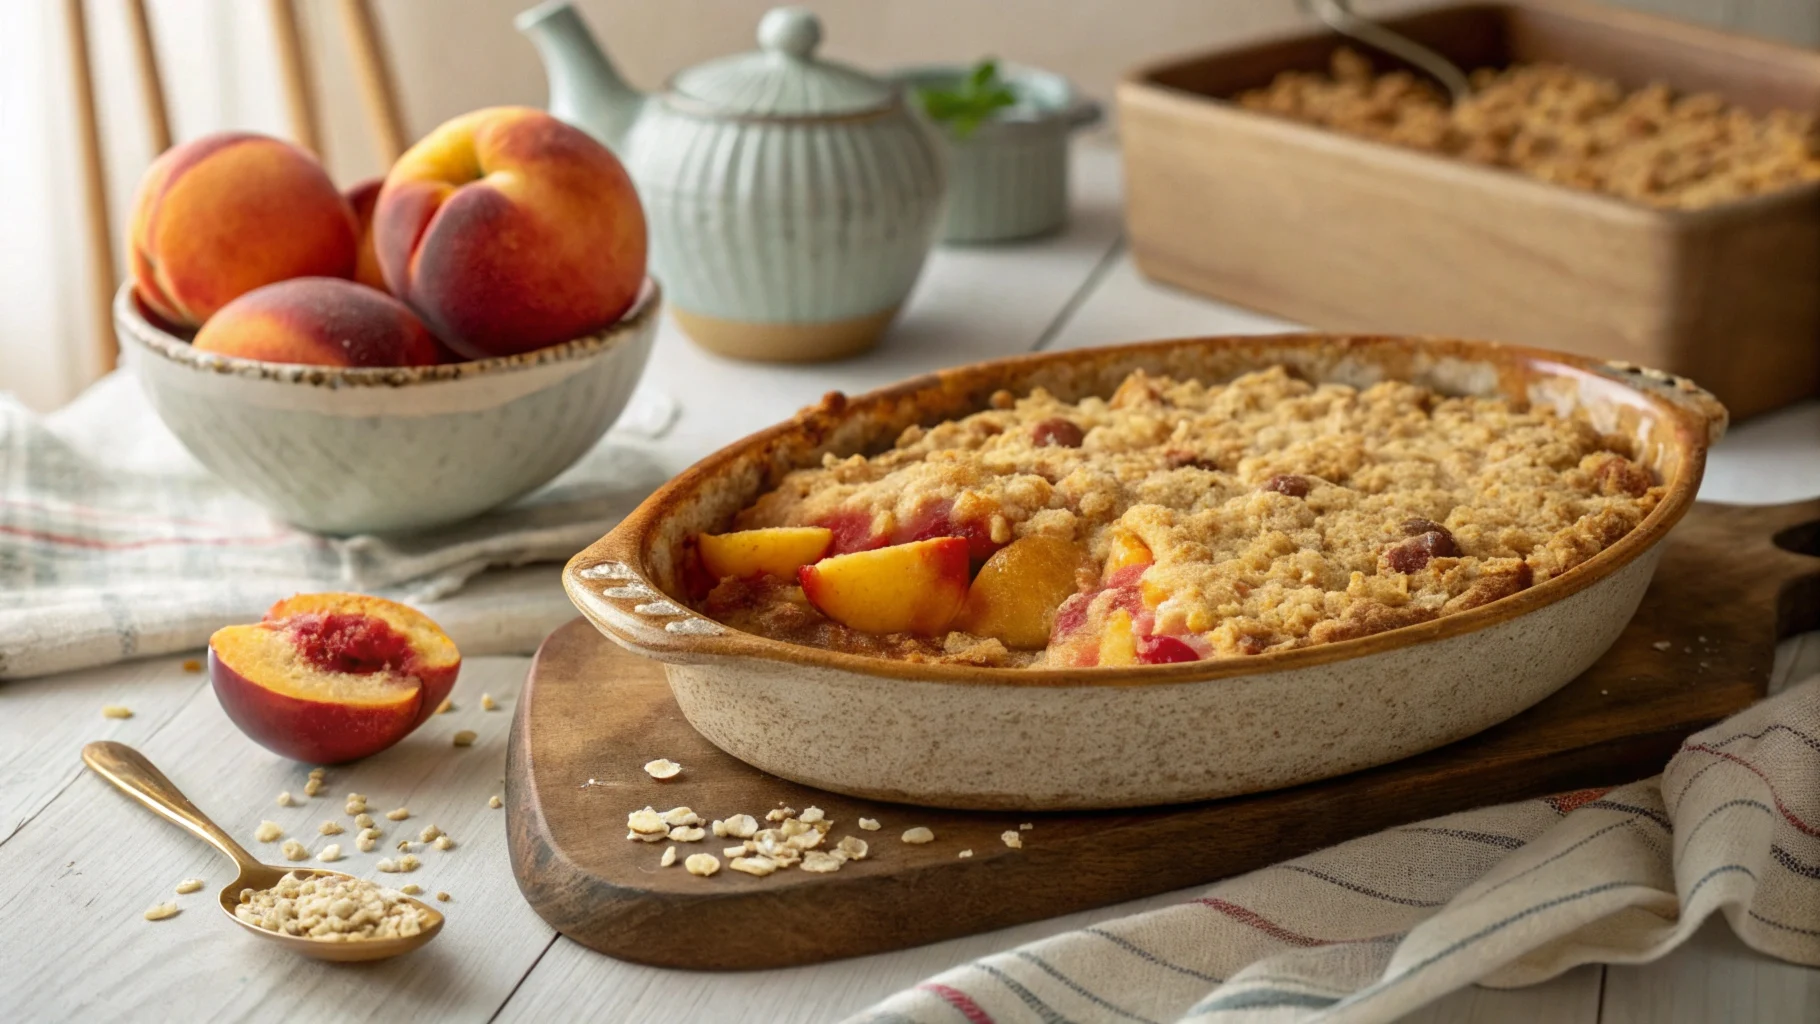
[3,0,1815,412]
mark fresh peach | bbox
[798,537,970,635]
[699,527,833,581]
[209,593,460,764]
[193,278,443,367]
[129,132,357,327]
[345,177,388,293]
[955,536,1088,649]
[375,106,647,359]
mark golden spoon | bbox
[81,740,443,962]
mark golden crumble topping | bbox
[1237,48,1820,209]
[697,367,1661,668]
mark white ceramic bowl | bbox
[114,279,661,534]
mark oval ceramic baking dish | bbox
[564,335,1727,810]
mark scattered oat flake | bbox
[669,825,706,842]
[303,778,324,797]
[355,813,376,829]
[644,758,683,779]
[319,821,344,836]
[317,844,342,863]
[629,830,667,843]
[798,806,825,824]
[254,821,283,843]
[174,879,204,895]
[280,839,308,861]
[711,819,727,837]
[419,824,443,842]
[660,807,703,826]
[488,795,503,809]
[958,849,973,858]
[308,767,326,779]
[376,858,399,873]
[800,851,843,873]
[436,698,454,714]
[724,814,759,838]
[386,807,411,821]
[724,845,749,858]
[453,730,478,747]
[102,705,133,719]
[356,835,377,853]
[729,856,778,877]
[858,818,880,831]
[1019,823,1034,830]
[765,806,796,822]
[837,836,868,860]
[181,659,203,673]
[434,836,454,851]
[400,883,422,895]
[397,839,415,852]
[661,846,677,868]
[275,791,295,807]
[143,902,179,921]
[481,693,498,711]
[685,853,721,877]
[1651,640,1672,651]
[1002,831,1023,849]
[345,800,367,816]
[399,855,421,871]
[901,827,934,845]
[627,807,666,834]
[436,891,450,902]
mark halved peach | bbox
[798,537,970,635]
[954,535,1088,649]
[209,593,460,763]
[699,527,833,581]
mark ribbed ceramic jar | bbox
[624,9,945,362]
[895,64,1101,243]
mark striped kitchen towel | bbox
[852,673,1820,1024]
[0,372,675,679]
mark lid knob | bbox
[757,7,821,60]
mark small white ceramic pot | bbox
[113,279,661,535]
[895,63,1101,243]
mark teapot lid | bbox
[669,7,895,118]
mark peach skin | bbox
[193,278,443,368]
[375,106,647,359]
[210,593,460,764]
[345,177,389,293]
[128,132,357,327]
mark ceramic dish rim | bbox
[567,333,1723,688]
[113,277,663,388]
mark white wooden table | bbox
[4,143,1818,1023]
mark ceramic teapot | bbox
[516,2,946,362]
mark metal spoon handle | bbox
[82,741,263,873]
[1304,0,1472,102]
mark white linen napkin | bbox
[851,673,1820,1024]
[0,371,675,679]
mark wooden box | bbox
[1117,0,1820,419]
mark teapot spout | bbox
[515,0,645,156]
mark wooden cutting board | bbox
[505,500,1820,970]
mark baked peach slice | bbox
[798,537,970,635]
[954,535,1089,649]
[698,527,833,581]
[209,593,460,763]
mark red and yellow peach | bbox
[193,277,443,368]
[375,106,647,359]
[128,133,357,327]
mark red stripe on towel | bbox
[920,983,995,1024]
[1194,898,1329,947]
[1682,744,1819,836]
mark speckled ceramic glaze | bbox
[894,63,1101,243]
[517,3,945,361]
[565,335,1727,810]
[115,279,661,535]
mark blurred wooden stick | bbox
[66,0,117,373]
[125,0,172,153]
[337,0,408,162]
[268,0,322,155]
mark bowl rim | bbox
[566,333,1726,687]
[113,277,662,388]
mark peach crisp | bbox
[687,367,1664,668]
